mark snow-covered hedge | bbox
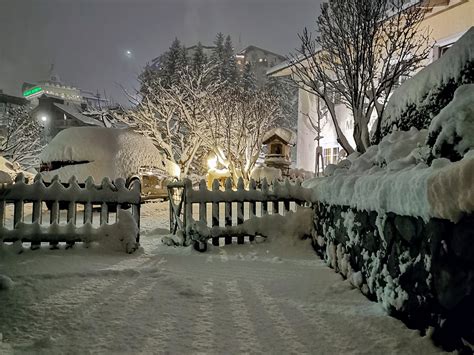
[303,127,474,223]
[312,204,474,352]
[381,27,474,137]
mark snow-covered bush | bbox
[380,28,474,137]
[250,165,282,183]
[428,84,474,161]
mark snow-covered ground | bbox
[0,202,442,354]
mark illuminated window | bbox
[323,148,332,164]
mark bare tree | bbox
[301,96,328,176]
[204,86,280,183]
[291,0,431,153]
[119,64,220,176]
[0,106,43,169]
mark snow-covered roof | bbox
[53,103,104,127]
[262,127,297,145]
[40,127,179,182]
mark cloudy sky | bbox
[0,0,321,103]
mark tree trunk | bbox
[327,101,355,155]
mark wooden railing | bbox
[168,177,309,251]
[0,174,141,250]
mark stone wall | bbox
[312,203,473,352]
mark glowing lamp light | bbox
[207,156,217,170]
[40,115,48,122]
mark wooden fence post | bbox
[224,177,232,245]
[211,179,220,246]
[237,177,245,244]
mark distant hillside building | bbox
[22,65,109,110]
[149,44,286,86]
[30,95,106,141]
[236,45,286,86]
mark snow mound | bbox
[303,128,474,222]
[250,165,282,182]
[382,27,474,131]
[429,84,474,159]
[0,274,14,291]
[40,127,179,182]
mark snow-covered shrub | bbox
[427,84,474,161]
[250,165,282,183]
[380,28,474,138]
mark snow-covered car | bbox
[0,156,35,185]
[39,127,180,200]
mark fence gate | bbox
[167,177,309,251]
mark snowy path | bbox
[0,203,442,354]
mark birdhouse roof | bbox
[262,127,296,145]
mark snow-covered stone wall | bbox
[311,203,473,352]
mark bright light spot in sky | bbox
[125,50,132,58]
[40,115,48,122]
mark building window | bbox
[332,147,339,164]
[438,43,453,57]
[324,147,340,165]
[323,148,332,165]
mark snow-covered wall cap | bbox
[382,26,474,128]
[262,127,297,145]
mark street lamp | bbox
[40,115,48,123]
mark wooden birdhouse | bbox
[262,127,296,176]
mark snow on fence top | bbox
[181,177,310,204]
[1,173,141,204]
[382,27,474,130]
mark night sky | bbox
[0,0,321,104]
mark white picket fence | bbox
[0,174,141,250]
[168,177,310,251]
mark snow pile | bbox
[40,127,180,183]
[0,210,139,254]
[250,165,282,183]
[0,274,14,291]
[189,206,313,245]
[429,84,474,159]
[0,156,35,184]
[382,27,474,132]
[303,127,474,222]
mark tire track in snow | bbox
[191,280,216,354]
[251,283,309,354]
[19,277,118,342]
[283,299,358,354]
[90,277,160,353]
[225,280,262,354]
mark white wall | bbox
[296,89,355,172]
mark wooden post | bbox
[237,178,244,244]
[248,179,257,242]
[50,200,60,249]
[224,177,232,245]
[261,178,269,216]
[100,202,109,225]
[66,201,77,249]
[198,179,207,225]
[31,200,42,250]
[211,179,220,246]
